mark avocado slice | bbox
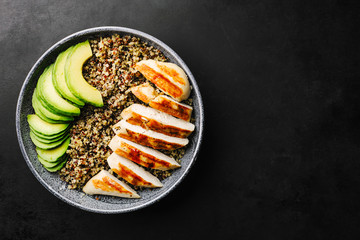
[33,100,62,124]
[34,87,74,122]
[30,121,70,139]
[65,40,103,107]
[37,65,80,116]
[38,155,67,172]
[32,90,73,124]
[30,131,70,150]
[36,137,70,162]
[30,129,69,144]
[35,88,74,120]
[29,122,70,138]
[27,114,69,136]
[53,47,85,107]
[37,154,66,168]
[44,157,68,172]
[31,127,69,141]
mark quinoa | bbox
[59,34,192,190]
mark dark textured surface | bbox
[1,0,360,239]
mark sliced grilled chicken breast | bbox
[135,60,190,101]
[107,152,163,188]
[130,82,158,104]
[121,104,194,138]
[83,170,140,198]
[149,95,193,121]
[109,136,180,170]
[113,120,189,150]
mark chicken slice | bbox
[135,60,190,101]
[149,95,193,122]
[83,170,140,198]
[112,120,189,150]
[108,136,180,170]
[121,104,194,138]
[130,82,158,104]
[107,152,163,188]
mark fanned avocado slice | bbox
[34,87,74,121]
[65,40,103,107]
[36,137,70,162]
[38,155,67,172]
[32,90,73,124]
[33,100,62,124]
[30,125,70,140]
[30,130,69,144]
[34,87,74,120]
[27,114,69,136]
[30,132,69,150]
[37,65,80,116]
[45,158,67,172]
[37,154,66,168]
[53,47,85,107]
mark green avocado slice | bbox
[27,114,69,136]
[34,87,74,122]
[30,131,69,150]
[53,47,85,107]
[32,90,73,124]
[38,155,67,172]
[30,129,69,144]
[30,128,70,142]
[30,126,69,140]
[37,154,65,168]
[45,158,67,172]
[36,137,70,162]
[65,40,103,107]
[33,100,62,124]
[37,65,80,116]
[35,89,74,119]
[38,156,60,168]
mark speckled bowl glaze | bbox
[16,26,204,213]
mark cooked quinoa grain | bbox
[59,35,192,190]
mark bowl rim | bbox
[15,26,204,213]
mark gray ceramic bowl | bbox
[16,26,204,213]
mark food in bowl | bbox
[26,34,195,198]
[106,152,163,188]
[108,136,181,171]
[134,59,191,101]
[82,170,140,198]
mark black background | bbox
[1,0,360,239]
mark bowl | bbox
[16,26,204,213]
